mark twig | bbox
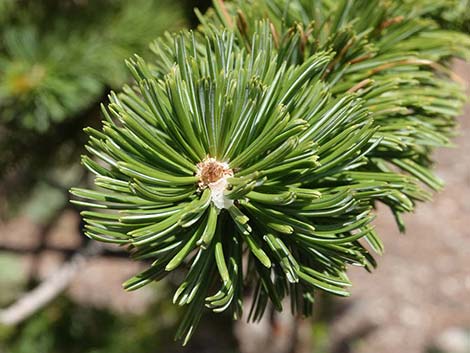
[0,243,128,259]
[0,242,102,326]
[347,79,373,94]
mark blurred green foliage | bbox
[3,297,177,353]
[0,0,191,218]
[415,0,470,32]
[0,294,237,353]
[0,253,27,307]
[0,0,186,131]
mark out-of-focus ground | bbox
[0,62,469,353]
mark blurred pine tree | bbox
[0,0,189,217]
[0,0,186,131]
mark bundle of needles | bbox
[71,0,470,343]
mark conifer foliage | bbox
[0,0,183,131]
[71,0,470,343]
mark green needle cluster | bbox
[71,0,470,344]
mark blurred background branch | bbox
[0,243,102,326]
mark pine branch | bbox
[200,0,470,214]
[69,0,470,344]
